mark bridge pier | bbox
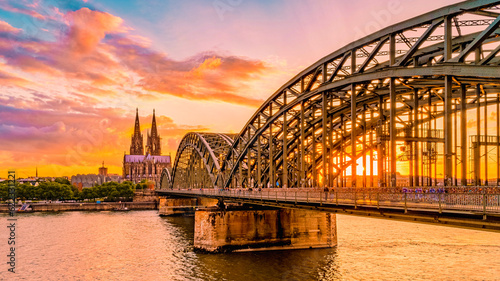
[194,206,337,252]
[158,196,218,216]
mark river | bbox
[1,210,499,280]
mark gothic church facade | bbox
[123,109,171,186]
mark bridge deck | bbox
[157,189,500,231]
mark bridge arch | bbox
[159,168,172,189]
[163,132,236,189]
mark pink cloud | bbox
[0,68,31,87]
[0,20,21,33]
[108,37,269,106]
[66,7,124,54]
[0,1,45,20]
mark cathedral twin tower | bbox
[130,108,161,156]
[123,109,171,186]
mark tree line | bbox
[0,178,139,202]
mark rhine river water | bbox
[1,210,500,281]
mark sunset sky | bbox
[0,0,462,178]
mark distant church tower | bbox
[146,109,162,156]
[130,108,144,155]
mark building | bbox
[71,174,107,190]
[71,163,122,190]
[98,162,108,176]
[71,174,123,190]
[123,109,171,186]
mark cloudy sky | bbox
[0,0,461,178]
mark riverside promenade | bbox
[0,201,157,212]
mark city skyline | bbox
[0,0,463,177]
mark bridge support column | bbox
[158,197,218,216]
[351,83,357,188]
[444,75,453,185]
[389,77,397,187]
[414,89,420,187]
[377,95,385,187]
[475,85,481,185]
[461,85,467,186]
[194,207,337,252]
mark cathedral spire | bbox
[151,109,158,138]
[134,108,141,136]
[130,108,144,155]
[146,109,161,155]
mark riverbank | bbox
[0,201,158,212]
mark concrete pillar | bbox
[158,197,218,216]
[158,197,197,216]
[194,207,337,252]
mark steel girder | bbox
[217,0,500,188]
[166,132,236,189]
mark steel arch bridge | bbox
[161,0,500,190]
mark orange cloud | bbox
[192,57,222,77]
[0,69,31,87]
[66,8,124,54]
[123,50,269,107]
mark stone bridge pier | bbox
[159,196,337,252]
[194,207,337,252]
[158,196,218,216]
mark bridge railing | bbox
[162,188,500,215]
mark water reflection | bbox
[2,211,499,280]
[162,215,340,281]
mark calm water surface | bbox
[1,211,499,280]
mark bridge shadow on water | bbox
[160,215,341,281]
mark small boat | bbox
[18,203,33,213]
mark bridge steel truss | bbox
[163,0,500,190]
[161,133,236,189]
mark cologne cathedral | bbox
[123,109,171,186]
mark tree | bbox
[0,183,8,201]
[108,189,119,201]
[120,185,135,199]
[31,185,43,200]
[54,177,71,185]
[36,182,73,200]
[81,188,97,201]
[15,183,26,200]
[71,185,81,200]
[59,184,73,199]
